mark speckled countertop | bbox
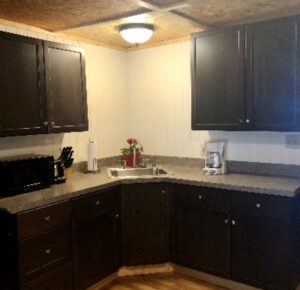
[1,164,300,214]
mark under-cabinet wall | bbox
[0,22,128,162]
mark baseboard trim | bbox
[118,263,173,276]
[87,272,118,290]
[171,263,261,290]
[89,263,261,290]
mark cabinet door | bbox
[191,26,245,130]
[73,209,120,290]
[0,32,47,137]
[21,262,72,290]
[173,196,230,278]
[246,16,300,131]
[231,214,290,289]
[122,183,169,266]
[44,41,88,133]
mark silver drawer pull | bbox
[162,190,165,194]
[115,213,119,218]
[256,203,261,208]
[224,219,229,224]
[95,201,100,206]
[45,249,51,255]
[231,220,236,226]
[198,194,202,200]
[44,216,51,222]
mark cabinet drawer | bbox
[72,187,119,221]
[231,191,290,219]
[18,227,70,282]
[21,262,72,290]
[175,185,229,211]
[17,201,70,240]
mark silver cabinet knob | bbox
[256,203,261,208]
[115,213,119,218]
[224,219,229,224]
[45,249,51,255]
[246,119,250,124]
[238,119,243,124]
[43,121,48,126]
[198,194,202,200]
[231,220,236,226]
[95,201,100,206]
[162,190,166,195]
[44,216,51,222]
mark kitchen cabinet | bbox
[44,41,88,133]
[192,15,300,131]
[122,183,169,266]
[230,192,291,290]
[246,16,300,131]
[0,31,88,137]
[72,187,121,290]
[191,26,245,130]
[172,185,230,278]
[17,201,71,289]
[0,32,47,137]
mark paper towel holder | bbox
[84,139,101,174]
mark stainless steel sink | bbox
[107,167,168,178]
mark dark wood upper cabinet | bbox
[44,42,88,133]
[0,31,88,137]
[191,26,246,130]
[0,32,47,137]
[192,15,300,131]
[246,16,299,131]
[122,183,169,266]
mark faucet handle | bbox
[120,158,126,168]
[151,155,157,167]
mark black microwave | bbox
[0,154,54,197]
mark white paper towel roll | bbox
[87,140,98,172]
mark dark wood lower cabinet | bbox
[174,207,230,278]
[20,262,72,290]
[122,183,169,266]
[72,187,121,290]
[172,185,230,278]
[231,215,290,290]
[0,183,298,290]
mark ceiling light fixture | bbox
[119,23,155,45]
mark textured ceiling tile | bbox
[175,0,300,27]
[0,0,142,31]
[63,12,202,50]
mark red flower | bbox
[127,138,137,145]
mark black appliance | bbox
[54,159,66,184]
[0,154,54,197]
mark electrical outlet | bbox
[285,135,300,149]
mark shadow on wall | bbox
[0,134,64,158]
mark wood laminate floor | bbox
[99,273,229,290]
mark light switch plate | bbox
[285,135,300,149]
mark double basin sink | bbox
[107,167,169,178]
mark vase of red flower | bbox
[121,138,143,167]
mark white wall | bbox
[127,41,300,165]
[0,24,128,162]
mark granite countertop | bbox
[1,163,300,214]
